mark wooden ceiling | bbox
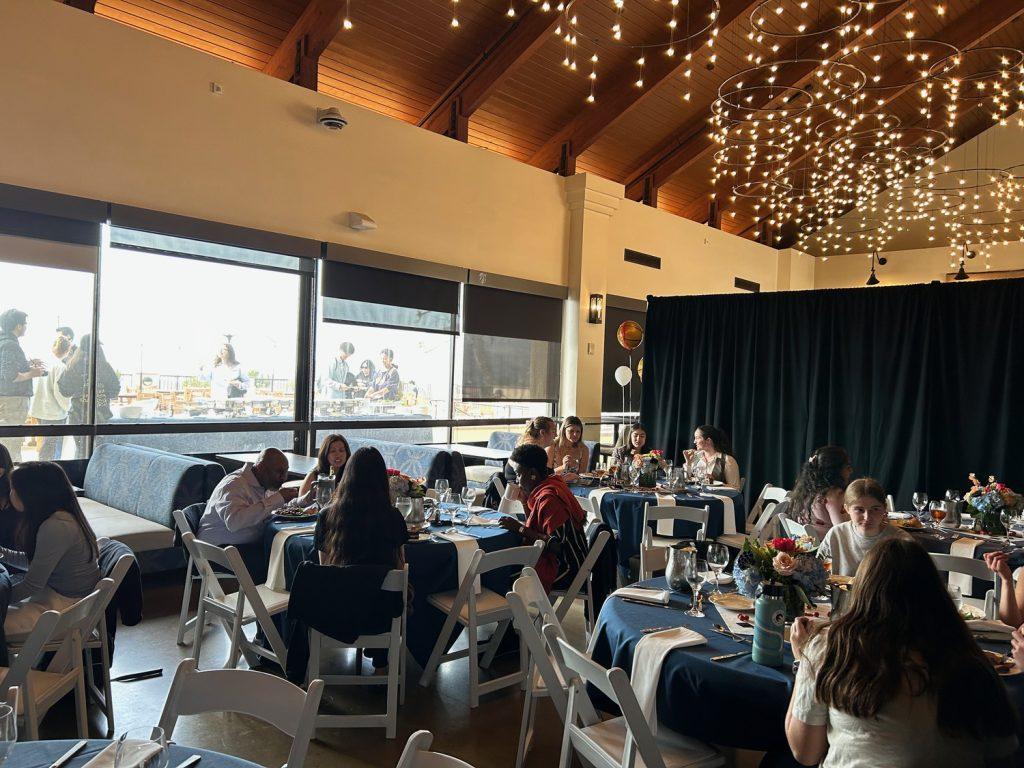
[71,0,1024,242]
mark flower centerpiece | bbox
[631,449,664,488]
[387,469,427,526]
[732,536,828,621]
[965,474,1023,535]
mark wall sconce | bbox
[588,294,605,324]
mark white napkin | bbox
[703,492,737,535]
[967,619,1014,635]
[632,627,706,736]
[464,514,500,527]
[613,587,670,604]
[949,537,982,595]
[83,740,162,768]
[265,523,317,591]
[436,531,482,594]
[654,493,677,536]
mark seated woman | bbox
[818,478,907,577]
[499,444,588,592]
[984,550,1024,627]
[547,416,589,480]
[681,424,741,488]
[787,537,1017,767]
[315,447,408,570]
[298,433,351,498]
[503,416,558,492]
[2,462,100,638]
[789,445,853,538]
[612,421,658,467]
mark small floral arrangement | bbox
[965,474,1022,535]
[733,536,827,620]
[631,450,664,487]
[386,468,426,501]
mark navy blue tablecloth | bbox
[11,739,260,768]
[265,510,522,667]
[591,577,1024,762]
[570,486,746,568]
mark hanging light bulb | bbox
[342,0,352,29]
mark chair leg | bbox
[519,633,528,692]
[225,615,244,670]
[74,670,89,738]
[192,600,207,668]
[468,618,480,709]
[481,619,510,669]
[515,687,536,768]
[25,696,39,741]
[101,644,114,738]
[419,611,462,687]
[385,646,399,739]
[176,559,195,646]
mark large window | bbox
[98,228,306,423]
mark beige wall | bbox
[815,243,1024,288]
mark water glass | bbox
[115,726,169,768]
[0,699,16,767]
[912,491,929,521]
[682,552,706,617]
[434,479,450,498]
[948,584,963,611]
[396,496,412,520]
[707,543,729,595]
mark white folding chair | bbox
[87,547,135,736]
[419,542,542,707]
[0,588,101,740]
[307,566,408,738]
[395,730,477,768]
[550,530,611,636]
[159,658,323,768]
[182,532,289,671]
[746,486,789,532]
[492,475,506,499]
[719,498,787,549]
[640,504,709,581]
[587,494,605,526]
[508,567,597,768]
[776,513,819,545]
[886,494,896,515]
[173,508,237,647]
[554,636,725,768]
[930,553,998,619]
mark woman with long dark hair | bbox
[789,445,853,537]
[2,462,100,637]
[314,447,408,569]
[58,334,121,456]
[547,416,589,476]
[298,433,351,498]
[682,424,741,488]
[787,536,1018,766]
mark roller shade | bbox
[462,284,562,343]
[0,232,98,273]
[0,207,100,250]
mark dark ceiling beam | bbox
[622,0,913,202]
[419,5,562,142]
[527,0,756,175]
[263,0,348,90]
[736,3,1024,244]
[63,0,97,11]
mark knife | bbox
[711,651,749,662]
[172,756,203,768]
[50,740,88,768]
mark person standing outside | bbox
[0,310,46,461]
[29,334,73,461]
[366,348,401,401]
[326,341,355,400]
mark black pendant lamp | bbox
[865,250,881,286]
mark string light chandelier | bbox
[703,0,1024,283]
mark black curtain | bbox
[640,279,1024,507]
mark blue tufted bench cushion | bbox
[346,438,466,491]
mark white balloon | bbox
[614,366,632,387]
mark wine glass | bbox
[682,553,706,617]
[115,726,169,768]
[929,501,947,530]
[706,543,729,595]
[396,496,412,520]
[0,696,16,768]
[459,488,476,525]
[1001,510,1014,546]
[434,479,450,498]
[912,492,929,522]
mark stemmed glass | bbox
[1001,510,1014,546]
[0,693,16,768]
[114,726,169,768]
[459,488,476,525]
[396,496,412,520]
[682,552,706,617]
[912,492,929,523]
[928,501,947,530]
[706,543,729,596]
[434,479,450,498]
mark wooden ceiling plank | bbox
[418,4,562,142]
[263,0,347,89]
[526,0,756,174]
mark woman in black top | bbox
[59,335,120,457]
[315,447,408,568]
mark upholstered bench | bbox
[79,443,225,553]
[346,438,466,491]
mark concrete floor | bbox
[37,572,767,768]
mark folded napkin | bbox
[613,587,671,604]
[83,740,162,768]
[435,531,481,593]
[703,492,737,535]
[949,537,982,595]
[265,523,317,591]
[967,619,1014,635]
[464,514,500,527]
[632,627,706,736]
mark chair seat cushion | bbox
[0,668,74,712]
[581,717,723,768]
[716,533,747,549]
[81,498,175,553]
[428,588,510,622]
[212,584,290,620]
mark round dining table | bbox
[10,739,261,768]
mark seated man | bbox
[499,443,588,592]
[198,448,298,582]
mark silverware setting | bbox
[49,740,88,768]
[172,755,203,768]
[712,624,751,644]
[711,651,749,662]
[640,626,675,634]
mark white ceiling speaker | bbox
[316,107,348,130]
[347,212,377,231]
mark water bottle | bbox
[752,582,786,667]
[316,472,333,508]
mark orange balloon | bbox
[616,320,644,351]
[637,358,644,381]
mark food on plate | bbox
[891,517,924,529]
[983,649,1018,676]
[709,592,754,611]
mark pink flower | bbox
[771,537,797,553]
[772,552,797,576]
